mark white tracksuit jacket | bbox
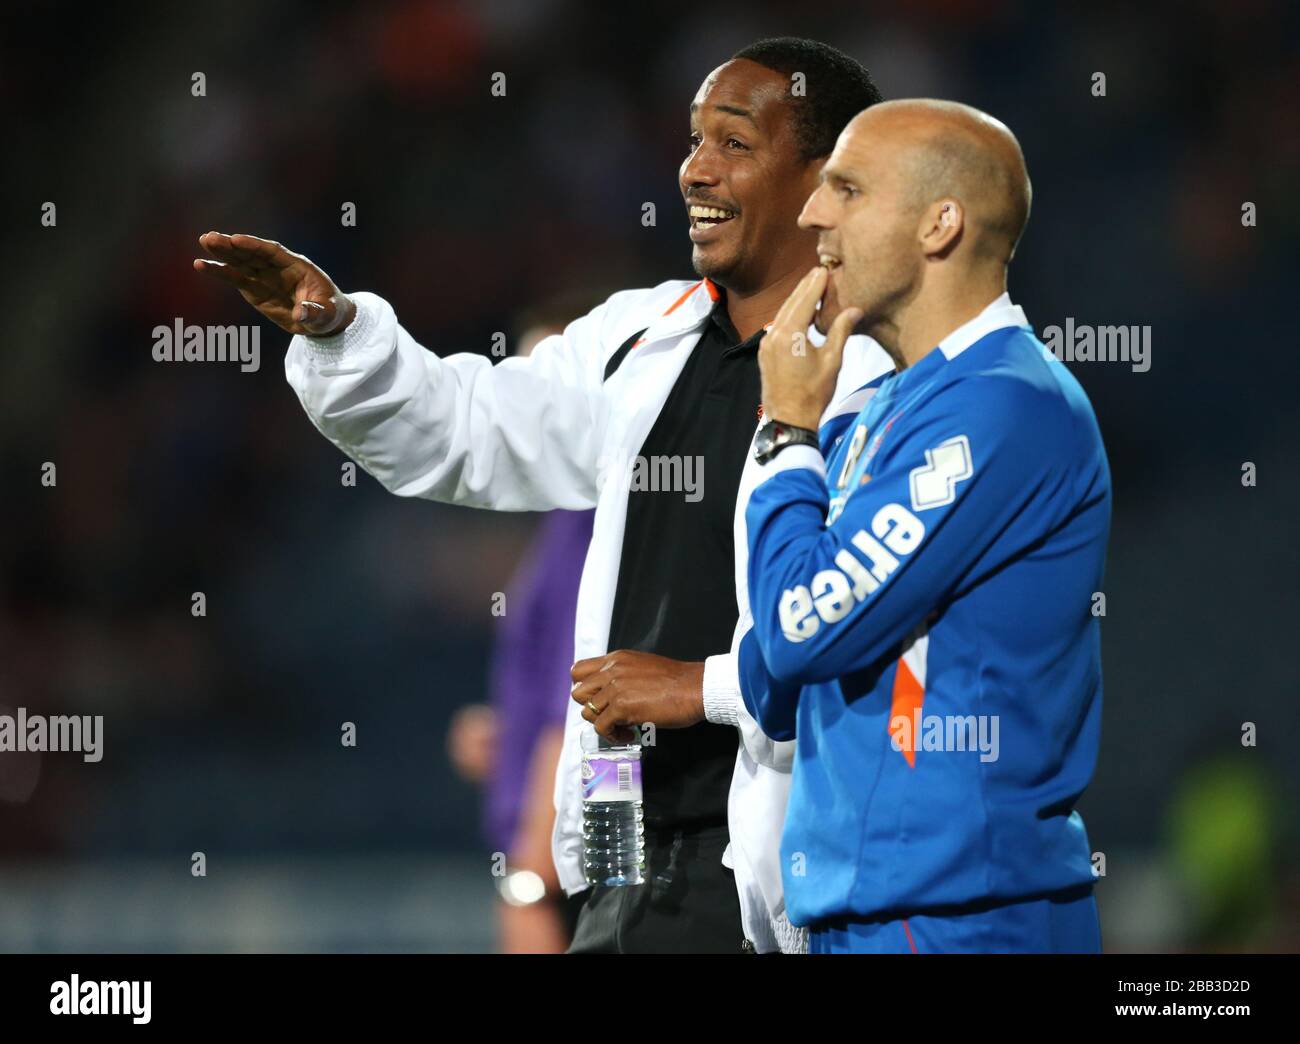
[284,277,893,952]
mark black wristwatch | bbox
[753,418,819,465]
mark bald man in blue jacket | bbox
[743,99,1109,953]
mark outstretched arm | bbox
[195,232,610,512]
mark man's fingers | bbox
[787,265,829,330]
[769,269,808,330]
[579,691,620,733]
[570,655,610,683]
[197,231,233,253]
[570,675,607,706]
[192,258,258,290]
[823,306,864,359]
[196,234,270,271]
[197,231,252,261]
[228,233,299,269]
[773,266,828,333]
[198,232,297,270]
[591,704,635,742]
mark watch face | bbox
[754,421,785,462]
[755,420,817,463]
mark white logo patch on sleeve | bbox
[909,435,973,511]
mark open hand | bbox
[193,232,355,337]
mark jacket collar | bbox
[937,291,1029,360]
[638,278,721,347]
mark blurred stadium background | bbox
[1,0,1297,952]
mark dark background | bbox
[1,0,1296,951]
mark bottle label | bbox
[582,755,642,803]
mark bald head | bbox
[849,99,1032,264]
[799,98,1033,356]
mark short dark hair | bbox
[731,37,882,162]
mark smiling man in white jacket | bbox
[194,38,892,953]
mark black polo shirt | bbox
[605,293,764,832]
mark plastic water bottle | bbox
[581,726,645,887]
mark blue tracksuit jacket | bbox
[740,303,1111,928]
